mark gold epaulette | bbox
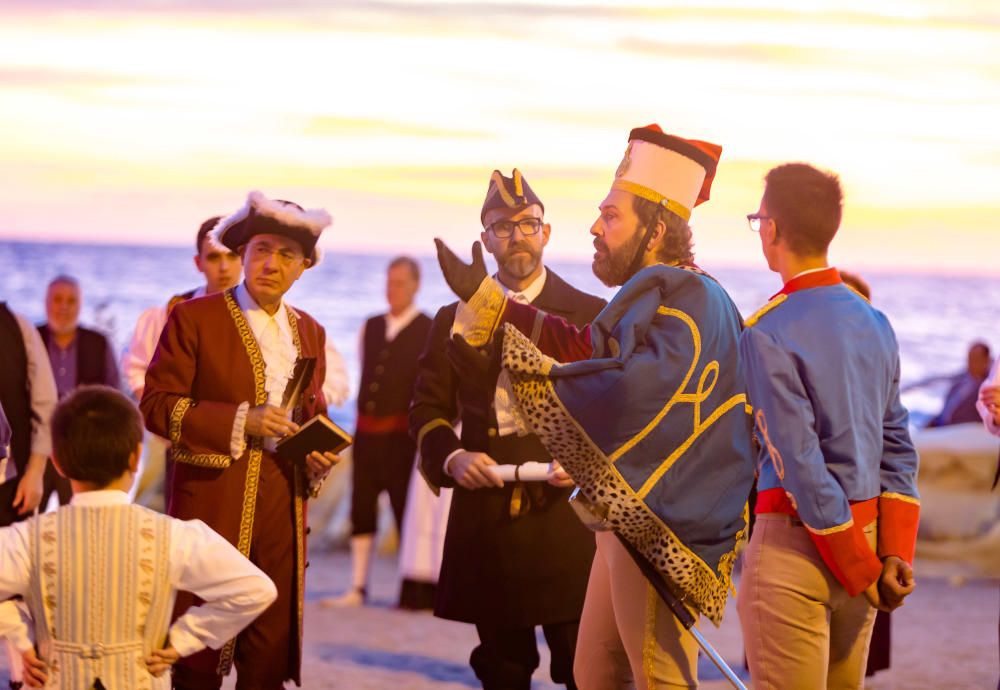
[843,283,872,304]
[745,293,788,327]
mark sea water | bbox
[2,240,998,428]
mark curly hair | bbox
[632,196,695,265]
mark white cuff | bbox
[167,623,206,658]
[443,448,464,477]
[231,402,250,459]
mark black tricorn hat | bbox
[480,169,544,224]
[212,191,332,267]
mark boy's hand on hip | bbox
[145,645,181,677]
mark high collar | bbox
[235,282,294,339]
[772,266,841,299]
[69,489,131,507]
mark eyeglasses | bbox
[746,214,772,233]
[487,218,543,239]
[248,242,304,266]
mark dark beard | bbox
[592,229,645,287]
[498,241,541,280]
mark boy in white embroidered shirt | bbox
[0,385,277,688]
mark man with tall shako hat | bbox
[141,191,341,689]
[410,169,606,689]
[436,126,755,688]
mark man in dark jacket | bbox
[410,169,606,690]
[37,274,120,505]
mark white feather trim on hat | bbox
[204,228,231,254]
[210,190,332,249]
[310,245,324,268]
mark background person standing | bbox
[325,256,432,608]
[37,274,120,506]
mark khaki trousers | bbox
[738,514,878,690]
[575,531,699,689]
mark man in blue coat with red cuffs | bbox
[738,163,920,689]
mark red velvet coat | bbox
[140,288,326,683]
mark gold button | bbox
[375,365,385,375]
[365,401,376,411]
[487,428,497,437]
[369,383,380,393]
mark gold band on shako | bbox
[611,126,722,223]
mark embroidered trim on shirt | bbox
[452,277,508,348]
[501,324,738,625]
[616,307,747,477]
[803,517,855,536]
[218,287,270,676]
[224,288,268,407]
[294,468,306,667]
[642,582,658,687]
[169,397,191,447]
[745,294,788,328]
[880,491,920,505]
[417,418,453,449]
[169,397,233,469]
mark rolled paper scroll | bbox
[486,461,554,482]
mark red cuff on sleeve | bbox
[877,494,920,563]
[808,524,883,597]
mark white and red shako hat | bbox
[612,124,722,222]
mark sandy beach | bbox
[1,549,996,688]
[254,551,995,690]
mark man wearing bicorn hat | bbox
[411,169,606,689]
[436,126,755,688]
[141,191,341,689]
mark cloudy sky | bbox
[1,0,997,272]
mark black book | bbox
[276,414,353,464]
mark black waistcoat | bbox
[357,312,432,418]
[0,304,31,474]
[37,325,111,389]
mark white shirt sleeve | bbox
[0,522,33,601]
[322,338,350,408]
[121,306,167,398]
[0,599,34,653]
[14,313,56,458]
[977,357,1000,437]
[166,519,277,657]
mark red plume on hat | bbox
[639,124,722,206]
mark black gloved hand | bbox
[435,238,488,302]
[446,332,502,398]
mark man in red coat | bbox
[141,191,340,689]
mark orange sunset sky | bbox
[1,0,997,273]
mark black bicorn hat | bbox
[211,191,332,267]
[480,169,544,224]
